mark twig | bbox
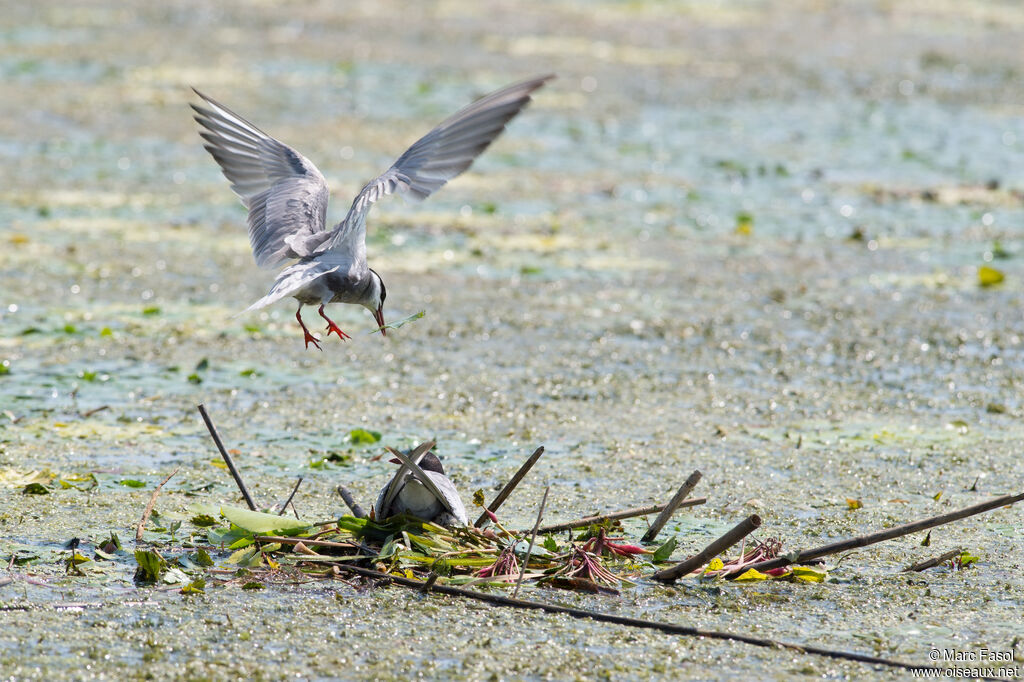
[903,549,962,573]
[81,405,109,418]
[255,536,363,553]
[337,485,366,519]
[652,514,761,582]
[514,486,549,600]
[475,446,545,528]
[277,477,303,517]
[197,404,257,511]
[641,470,703,543]
[135,468,179,542]
[329,563,940,675]
[419,573,438,594]
[737,492,1024,575]
[536,498,706,534]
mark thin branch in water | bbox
[536,498,706,535]
[652,514,761,582]
[337,484,367,519]
[475,446,545,528]
[277,477,303,517]
[329,563,940,675]
[737,491,1024,575]
[903,549,962,573]
[135,468,180,542]
[197,404,257,511]
[81,405,110,418]
[641,470,703,543]
[514,486,549,600]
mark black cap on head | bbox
[419,451,444,475]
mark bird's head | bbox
[365,268,386,336]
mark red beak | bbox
[374,306,386,337]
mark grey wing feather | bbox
[327,75,554,252]
[191,89,331,268]
[374,442,437,519]
[385,447,460,520]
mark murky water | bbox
[2,0,1023,679]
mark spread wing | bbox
[191,89,331,268]
[327,74,554,253]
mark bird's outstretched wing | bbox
[191,89,331,268]
[327,75,554,253]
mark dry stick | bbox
[513,486,549,600]
[336,563,938,675]
[277,477,303,517]
[197,404,257,511]
[474,446,545,528]
[653,514,761,582]
[536,498,706,535]
[738,492,1024,575]
[135,468,180,542]
[903,549,962,573]
[641,470,703,543]
[337,485,367,519]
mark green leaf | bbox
[206,525,250,546]
[134,550,166,583]
[241,581,265,590]
[789,566,827,583]
[735,211,753,235]
[957,550,979,567]
[66,551,91,566]
[22,482,49,495]
[653,536,678,562]
[119,479,146,488]
[220,505,312,535]
[472,489,486,507]
[946,420,969,434]
[142,306,161,316]
[194,358,209,372]
[367,310,425,335]
[349,428,381,445]
[193,548,215,567]
[187,373,202,384]
[239,368,258,377]
[978,265,1004,287]
[227,536,254,550]
[180,578,206,594]
[191,514,217,527]
[226,546,261,567]
[542,535,558,552]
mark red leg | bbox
[296,306,322,350]
[319,304,351,340]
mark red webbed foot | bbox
[296,306,323,351]
[318,304,351,340]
